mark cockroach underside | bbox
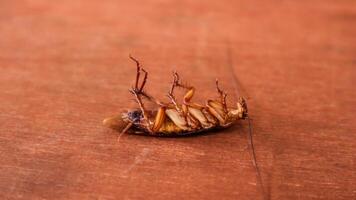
[103,56,248,137]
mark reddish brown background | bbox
[0,0,355,199]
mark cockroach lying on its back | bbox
[103,56,249,136]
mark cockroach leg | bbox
[129,54,141,89]
[131,88,167,134]
[117,121,133,142]
[139,68,148,92]
[168,73,204,110]
[178,84,195,104]
[152,107,166,132]
[129,56,165,106]
[167,72,202,129]
[169,71,180,95]
[121,121,134,134]
[167,71,182,112]
[167,94,180,111]
[169,71,195,104]
[215,79,228,113]
[129,55,149,93]
[129,55,151,126]
[167,73,195,129]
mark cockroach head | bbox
[122,109,143,123]
[228,97,248,120]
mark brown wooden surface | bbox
[1,0,355,199]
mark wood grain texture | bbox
[0,0,355,199]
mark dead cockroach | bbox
[103,55,249,136]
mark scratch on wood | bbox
[225,41,268,200]
[121,148,150,177]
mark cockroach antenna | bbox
[225,44,268,200]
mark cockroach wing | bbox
[207,100,226,124]
[188,107,213,128]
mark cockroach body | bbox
[103,56,249,136]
